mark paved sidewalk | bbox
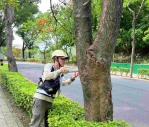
[0,85,24,127]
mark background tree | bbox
[4,1,18,71]
[73,0,123,122]
[14,1,39,27]
[49,0,76,59]
[1,0,40,71]
[16,1,77,61]
[127,0,146,77]
[16,11,54,59]
[36,33,53,60]
[17,20,39,58]
[0,14,5,47]
[142,0,149,43]
[115,0,149,60]
[15,1,39,58]
[54,6,74,58]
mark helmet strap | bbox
[55,57,62,68]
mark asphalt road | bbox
[16,62,149,127]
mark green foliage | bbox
[110,67,119,75]
[0,0,19,10]
[137,68,149,79]
[119,68,130,76]
[116,0,149,55]
[51,5,75,55]
[37,6,75,58]
[0,64,8,71]
[110,67,129,76]
[49,97,130,126]
[15,1,39,27]
[16,19,39,58]
[49,96,131,126]
[91,0,102,38]
[143,28,149,42]
[0,65,37,117]
[0,0,39,47]
[0,64,131,127]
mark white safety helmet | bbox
[51,50,69,59]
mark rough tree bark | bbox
[0,20,5,47]
[4,4,18,72]
[73,0,123,122]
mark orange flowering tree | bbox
[37,16,53,33]
[12,47,21,58]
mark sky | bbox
[38,0,59,13]
[12,0,59,48]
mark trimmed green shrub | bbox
[110,67,118,75]
[0,70,37,117]
[110,67,129,77]
[137,68,149,79]
[119,68,129,76]
[48,96,131,127]
[0,64,131,127]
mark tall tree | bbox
[17,20,40,58]
[15,1,39,58]
[1,0,40,71]
[73,0,123,122]
[36,33,53,60]
[49,1,75,57]
[0,17,5,47]
[115,0,149,59]
[4,1,18,72]
[127,0,146,77]
[0,1,5,47]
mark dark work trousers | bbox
[30,98,52,127]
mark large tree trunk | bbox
[4,4,18,72]
[73,0,123,122]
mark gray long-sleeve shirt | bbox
[34,63,73,103]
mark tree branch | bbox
[49,0,72,35]
[127,0,146,21]
[135,0,146,20]
[58,0,72,8]
[127,0,135,15]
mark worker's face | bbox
[58,57,66,67]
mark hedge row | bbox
[110,67,129,76]
[0,65,131,127]
[137,68,149,79]
[17,58,49,64]
[0,65,36,117]
[111,67,149,80]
